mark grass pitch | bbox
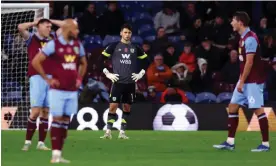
[2,131,275,166]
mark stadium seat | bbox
[212,72,222,82]
[1,82,22,102]
[195,92,217,103]
[103,35,121,46]
[168,36,181,43]
[138,24,153,35]
[144,35,156,42]
[131,36,143,45]
[213,82,227,94]
[184,91,196,103]
[132,12,152,22]
[216,92,233,103]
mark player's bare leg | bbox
[37,108,51,150]
[100,103,118,139]
[22,107,40,151]
[118,104,130,139]
[213,103,239,150]
[251,108,270,152]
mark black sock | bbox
[121,112,130,131]
[107,113,116,130]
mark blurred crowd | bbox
[2,1,276,104]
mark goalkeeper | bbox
[101,24,147,139]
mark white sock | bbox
[52,150,62,157]
[120,130,125,134]
[106,129,111,134]
[262,142,269,147]
[37,141,44,145]
[25,140,31,144]
[227,137,235,145]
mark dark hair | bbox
[120,23,132,32]
[157,26,164,32]
[233,11,250,26]
[37,18,51,26]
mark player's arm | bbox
[50,19,65,36]
[78,43,88,78]
[32,40,55,81]
[102,43,117,58]
[132,45,148,82]
[18,18,41,41]
[240,37,258,83]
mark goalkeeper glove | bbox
[131,69,145,82]
[103,68,119,83]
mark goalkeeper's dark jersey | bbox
[102,42,147,84]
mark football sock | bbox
[258,113,269,146]
[121,112,130,132]
[25,117,37,142]
[61,121,69,150]
[39,117,48,142]
[227,112,239,144]
[107,113,116,131]
[51,121,62,151]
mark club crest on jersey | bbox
[64,54,76,62]
[130,48,135,53]
[66,47,72,53]
[124,48,128,52]
[112,97,116,101]
[73,46,79,54]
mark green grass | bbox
[2,131,276,166]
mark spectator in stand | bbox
[178,41,196,72]
[160,80,188,104]
[147,54,172,92]
[261,34,276,60]
[99,1,124,37]
[79,3,98,35]
[179,2,198,29]
[151,27,169,54]
[255,17,270,42]
[190,58,213,93]
[171,63,192,91]
[211,14,232,49]
[266,58,276,101]
[221,50,240,84]
[147,86,161,103]
[163,44,179,67]
[185,17,207,46]
[60,5,71,20]
[154,5,180,35]
[195,37,226,73]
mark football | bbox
[153,104,199,131]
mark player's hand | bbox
[46,78,60,88]
[237,81,244,93]
[33,17,42,26]
[103,68,119,83]
[132,69,145,82]
[76,76,82,89]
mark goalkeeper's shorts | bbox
[29,75,51,108]
[109,83,135,104]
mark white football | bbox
[153,104,199,131]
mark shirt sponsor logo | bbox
[120,54,131,64]
[64,55,76,62]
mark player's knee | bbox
[30,107,41,119]
[254,107,264,116]
[122,104,131,112]
[228,103,239,113]
[39,108,49,119]
[109,103,118,113]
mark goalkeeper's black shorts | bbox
[109,83,136,104]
